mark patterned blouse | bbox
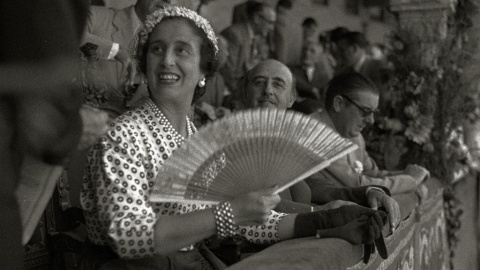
[81,98,286,259]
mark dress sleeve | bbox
[235,210,287,245]
[83,126,157,259]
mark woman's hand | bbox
[229,186,280,226]
[293,205,386,238]
[318,214,384,245]
[77,106,112,150]
[312,200,357,211]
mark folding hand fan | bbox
[150,108,358,204]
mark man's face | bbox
[253,7,276,37]
[333,90,379,138]
[245,60,294,109]
[303,25,317,41]
[301,43,322,67]
[336,40,360,67]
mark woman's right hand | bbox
[229,186,281,226]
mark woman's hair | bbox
[324,72,378,111]
[136,6,219,103]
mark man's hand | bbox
[366,188,400,233]
[404,164,430,185]
[415,183,429,200]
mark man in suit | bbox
[220,2,276,109]
[273,0,294,63]
[334,31,390,87]
[231,0,258,24]
[308,72,429,196]
[290,41,332,114]
[81,0,175,116]
[240,60,401,231]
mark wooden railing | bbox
[227,178,449,270]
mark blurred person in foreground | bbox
[0,0,89,269]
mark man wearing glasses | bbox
[307,72,430,195]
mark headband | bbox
[137,6,218,57]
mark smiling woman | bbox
[80,6,286,269]
[80,7,389,270]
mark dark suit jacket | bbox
[289,63,332,113]
[231,1,257,24]
[336,56,390,87]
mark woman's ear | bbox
[332,95,345,112]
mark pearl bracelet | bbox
[213,201,236,238]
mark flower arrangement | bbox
[364,1,479,266]
[365,0,479,180]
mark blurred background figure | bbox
[80,0,176,117]
[324,26,350,72]
[333,31,391,113]
[231,0,259,24]
[301,17,318,44]
[220,2,277,110]
[290,41,331,114]
[274,0,294,63]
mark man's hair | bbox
[337,31,369,49]
[246,2,265,20]
[276,0,293,9]
[324,72,378,111]
[329,26,349,44]
[302,17,317,28]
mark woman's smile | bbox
[157,72,180,84]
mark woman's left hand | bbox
[229,186,280,226]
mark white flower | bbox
[353,161,363,174]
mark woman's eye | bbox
[177,47,190,55]
[150,45,164,54]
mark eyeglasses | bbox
[340,95,379,117]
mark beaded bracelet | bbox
[213,201,236,238]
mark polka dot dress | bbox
[81,98,285,259]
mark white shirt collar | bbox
[354,54,367,73]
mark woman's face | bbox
[146,18,205,105]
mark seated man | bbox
[241,60,400,230]
[289,41,332,114]
[308,72,429,195]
